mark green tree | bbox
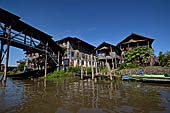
[159,51,170,67]
[167,52,170,67]
[124,46,154,66]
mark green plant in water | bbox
[101,67,107,75]
[46,69,67,78]
[67,66,80,73]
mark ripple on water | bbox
[0,77,170,113]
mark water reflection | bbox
[0,77,170,113]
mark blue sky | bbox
[0,0,170,65]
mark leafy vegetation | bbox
[159,51,170,67]
[116,47,154,71]
[67,66,97,73]
[101,67,107,74]
[17,64,25,72]
[124,46,154,66]
[46,69,67,78]
[67,66,80,73]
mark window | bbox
[71,52,74,57]
[89,61,91,66]
[82,60,84,65]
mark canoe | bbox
[7,70,38,79]
[131,74,170,79]
[142,78,170,84]
[122,76,135,81]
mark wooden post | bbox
[110,46,114,70]
[81,58,83,80]
[112,58,114,70]
[95,57,98,75]
[24,34,26,44]
[3,44,10,82]
[30,34,32,46]
[106,62,112,80]
[85,59,87,77]
[58,51,60,70]
[0,41,4,64]
[91,54,94,80]
[147,41,150,48]
[115,57,117,69]
[45,42,48,77]
[4,26,11,83]
[0,25,6,66]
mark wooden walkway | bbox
[0,8,63,83]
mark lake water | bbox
[0,76,170,113]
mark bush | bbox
[47,69,66,78]
[67,66,80,73]
[17,64,24,72]
[127,63,139,68]
[159,51,170,67]
[101,67,107,74]
[116,63,126,71]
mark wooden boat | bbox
[130,74,170,84]
[122,76,135,81]
[142,78,170,84]
[131,74,170,79]
[7,70,38,79]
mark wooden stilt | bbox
[85,59,87,77]
[81,58,83,80]
[45,42,48,77]
[106,62,112,80]
[24,34,26,44]
[110,46,114,70]
[95,56,98,75]
[0,41,4,65]
[58,51,60,70]
[30,35,32,46]
[91,54,94,80]
[148,41,150,48]
[115,57,117,69]
[4,26,11,83]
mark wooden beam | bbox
[0,47,8,64]
[11,30,26,39]
[30,35,32,46]
[24,34,26,44]
[0,41,4,64]
[0,23,4,31]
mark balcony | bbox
[98,53,113,60]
